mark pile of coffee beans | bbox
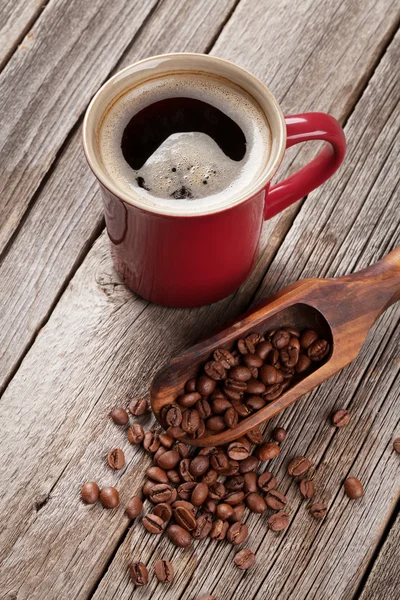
[160,328,330,440]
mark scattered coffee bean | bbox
[256,442,280,461]
[299,479,315,499]
[230,503,245,523]
[191,482,209,506]
[309,503,327,519]
[159,433,174,448]
[331,409,350,427]
[227,521,248,545]
[167,523,192,547]
[265,490,287,510]
[193,514,213,539]
[227,441,250,461]
[154,559,174,583]
[258,471,277,492]
[129,397,148,416]
[100,486,119,509]
[127,423,144,445]
[239,456,259,474]
[344,477,364,499]
[146,466,169,484]
[81,482,100,504]
[204,361,226,381]
[243,472,258,494]
[125,496,143,519]
[393,438,400,453]
[224,490,245,506]
[287,456,311,477]
[153,502,173,523]
[190,456,210,478]
[234,548,255,570]
[246,427,264,445]
[157,449,180,470]
[267,511,289,531]
[129,561,148,586]
[143,430,161,453]
[110,407,129,425]
[210,519,229,540]
[245,492,267,513]
[142,513,165,534]
[271,427,287,443]
[173,505,197,531]
[150,483,175,504]
[216,503,234,520]
[107,448,125,470]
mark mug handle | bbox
[265,112,346,219]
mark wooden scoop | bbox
[150,248,400,446]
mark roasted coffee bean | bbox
[242,353,263,369]
[299,479,315,499]
[224,490,245,506]
[231,399,251,418]
[107,448,125,470]
[154,502,173,523]
[230,503,245,523]
[295,354,312,373]
[237,456,258,474]
[149,483,175,504]
[202,499,217,514]
[230,365,252,382]
[213,348,236,369]
[258,471,277,492]
[146,466,169,484]
[143,430,161,453]
[125,496,143,519]
[246,379,266,395]
[247,333,261,345]
[157,449,180,470]
[202,469,218,487]
[110,407,129,425]
[208,481,226,501]
[206,415,226,432]
[344,477,364,499]
[262,383,284,401]
[81,482,100,504]
[245,492,267,513]
[196,398,212,419]
[227,521,248,545]
[243,472,258,494]
[227,442,250,461]
[179,458,195,482]
[255,340,272,360]
[308,339,330,361]
[128,397,148,416]
[309,503,327,519]
[159,433,174,448]
[196,375,216,395]
[394,438,400,453]
[211,397,232,414]
[210,519,229,541]
[216,503,234,520]
[225,475,244,491]
[100,487,119,509]
[272,330,291,349]
[166,425,186,439]
[189,455,210,478]
[280,337,300,368]
[178,481,197,501]
[154,559,174,583]
[300,329,318,350]
[168,523,192,547]
[175,442,190,459]
[331,409,350,427]
[142,480,156,497]
[288,456,311,477]
[167,469,180,483]
[256,442,280,461]
[265,490,287,510]
[267,511,289,531]
[221,458,240,477]
[185,377,197,392]
[237,337,255,355]
[204,361,226,381]
[127,423,145,445]
[224,378,248,394]
[172,500,197,514]
[129,561,148,586]
[191,482,209,506]
[211,452,229,472]
[193,513,213,539]
[153,446,168,466]
[224,407,239,429]
[178,392,202,408]
[234,548,255,570]
[246,427,264,445]
[246,395,266,411]
[174,506,197,531]
[272,427,287,443]
[181,409,200,434]
[142,513,165,534]
[165,405,183,427]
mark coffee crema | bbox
[99,72,271,214]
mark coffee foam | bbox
[99,72,271,213]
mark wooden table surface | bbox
[0,1,399,598]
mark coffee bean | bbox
[178,481,197,501]
[164,404,183,427]
[127,423,144,445]
[272,330,291,349]
[206,415,226,432]
[107,448,125,470]
[258,471,277,492]
[211,452,229,472]
[224,407,239,429]
[214,503,233,521]
[288,456,311,477]
[299,479,315,499]
[81,482,99,504]
[243,472,258,494]
[100,487,119,509]
[238,456,258,474]
[245,492,267,513]
[153,446,168,466]
[242,353,263,369]
[129,397,148,416]
[202,469,218,487]
[344,477,364,499]
[255,340,272,360]
[196,375,216,395]
[208,481,226,502]
[154,559,174,583]
[213,348,236,369]
[230,503,245,523]
[266,490,287,510]
[225,475,244,491]
[174,506,197,531]
[193,513,213,539]
[231,399,251,417]
[246,427,264,445]
[166,426,186,439]
[202,499,217,514]
[167,523,192,547]
[157,449,180,470]
[211,396,232,414]
[181,409,200,434]
[246,379,266,395]
[142,480,156,497]
[129,561,148,586]
[149,483,175,504]
[300,329,318,350]
[331,409,350,427]
[178,392,202,409]
[272,427,287,443]
[143,430,160,453]
[295,354,312,373]
[256,442,280,461]
[234,548,255,570]
[142,513,165,534]
[110,407,129,425]
[145,466,167,484]
[159,433,174,448]
[308,339,330,361]
[230,365,252,382]
[175,441,190,458]
[125,496,143,519]
[227,441,250,461]
[245,394,266,412]
[237,337,255,355]
[167,469,181,484]
[191,482,209,506]
[394,438,400,453]
[224,490,245,506]
[172,500,197,514]
[154,502,173,523]
[262,383,284,401]
[227,521,249,545]
[280,337,300,368]
[196,398,212,419]
[185,378,197,393]
[309,503,327,519]
[210,519,229,540]
[189,455,210,478]
[204,361,226,381]
[179,458,194,482]
[267,511,289,531]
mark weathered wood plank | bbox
[0,22,399,600]
[358,511,400,600]
[1,0,398,398]
[0,0,47,70]
[0,0,161,256]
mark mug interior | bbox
[83,53,286,217]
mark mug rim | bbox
[83,52,287,217]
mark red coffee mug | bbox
[83,54,345,308]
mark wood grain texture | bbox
[0,0,47,70]
[0,21,399,600]
[358,511,400,600]
[0,0,160,256]
[1,0,398,398]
